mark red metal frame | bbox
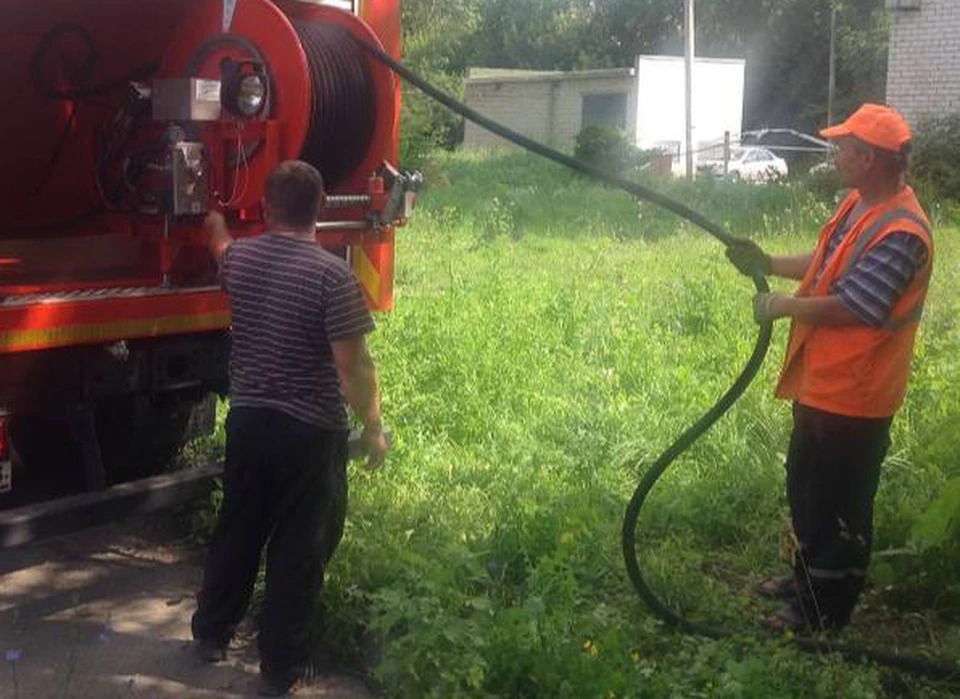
[0,0,403,355]
[356,0,403,311]
[0,290,230,354]
[160,0,313,208]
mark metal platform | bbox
[0,464,222,548]
[0,284,221,308]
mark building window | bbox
[582,93,628,130]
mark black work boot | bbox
[193,638,227,663]
[257,673,295,697]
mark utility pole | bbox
[827,4,838,126]
[684,0,695,180]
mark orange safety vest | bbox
[775,186,934,418]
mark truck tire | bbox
[95,391,208,483]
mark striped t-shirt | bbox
[816,211,929,327]
[220,233,375,429]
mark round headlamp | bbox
[235,74,266,117]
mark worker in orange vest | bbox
[726,104,933,632]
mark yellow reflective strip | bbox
[352,246,381,303]
[0,311,231,352]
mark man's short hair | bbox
[265,160,325,229]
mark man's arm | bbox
[205,211,233,264]
[726,239,813,281]
[332,335,387,469]
[768,253,815,281]
[755,233,931,328]
[758,293,862,327]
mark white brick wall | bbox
[886,0,960,126]
[462,80,556,149]
[462,72,636,152]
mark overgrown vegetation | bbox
[193,153,959,696]
[573,126,661,175]
[911,113,960,206]
[301,153,958,697]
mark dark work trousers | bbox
[786,402,892,629]
[192,407,348,682]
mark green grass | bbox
[254,152,960,697]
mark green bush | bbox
[911,114,960,204]
[574,125,635,172]
[400,69,464,168]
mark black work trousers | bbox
[192,407,348,681]
[785,402,892,629]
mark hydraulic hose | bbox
[31,23,158,101]
[353,39,960,685]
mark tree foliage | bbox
[911,114,960,203]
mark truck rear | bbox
[0,0,414,505]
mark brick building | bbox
[462,56,746,158]
[886,0,960,125]
[462,67,637,152]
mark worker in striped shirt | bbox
[727,104,933,633]
[192,160,388,696]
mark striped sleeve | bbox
[832,232,929,327]
[324,269,375,341]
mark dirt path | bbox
[0,514,374,698]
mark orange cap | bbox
[820,103,912,153]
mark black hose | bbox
[354,39,960,686]
[292,22,376,187]
[23,23,152,212]
[31,23,157,101]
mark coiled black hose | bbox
[353,38,959,685]
[292,22,376,187]
[183,23,375,187]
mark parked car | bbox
[722,147,789,182]
[673,146,789,182]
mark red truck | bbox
[0,0,413,508]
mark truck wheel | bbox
[5,414,88,504]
